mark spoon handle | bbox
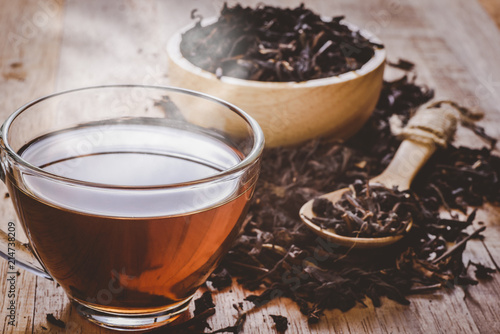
[370,104,459,190]
[370,139,436,190]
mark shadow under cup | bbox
[0,85,264,331]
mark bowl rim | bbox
[167,16,387,88]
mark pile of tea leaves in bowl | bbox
[180,3,383,81]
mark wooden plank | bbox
[0,0,65,333]
[55,0,176,91]
[463,204,500,334]
[420,0,500,141]
[410,2,500,330]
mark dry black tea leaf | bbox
[387,58,415,71]
[46,314,65,329]
[470,261,496,279]
[208,267,233,290]
[194,291,215,316]
[150,304,216,333]
[180,3,383,82]
[270,314,289,332]
[191,291,216,331]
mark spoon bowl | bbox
[299,139,435,249]
[300,184,414,249]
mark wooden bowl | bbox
[167,19,386,147]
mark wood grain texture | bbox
[479,0,500,29]
[0,0,499,333]
[0,1,64,333]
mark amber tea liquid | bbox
[7,121,254,314]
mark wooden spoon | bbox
[299,139,436,249]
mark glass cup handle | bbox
[0,162,52,279]
[0,229,52,279]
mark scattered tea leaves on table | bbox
[207,67,499,326]
[169,67,497,331]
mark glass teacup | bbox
[0,85,264,331]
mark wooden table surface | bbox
[1,0,500,333]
